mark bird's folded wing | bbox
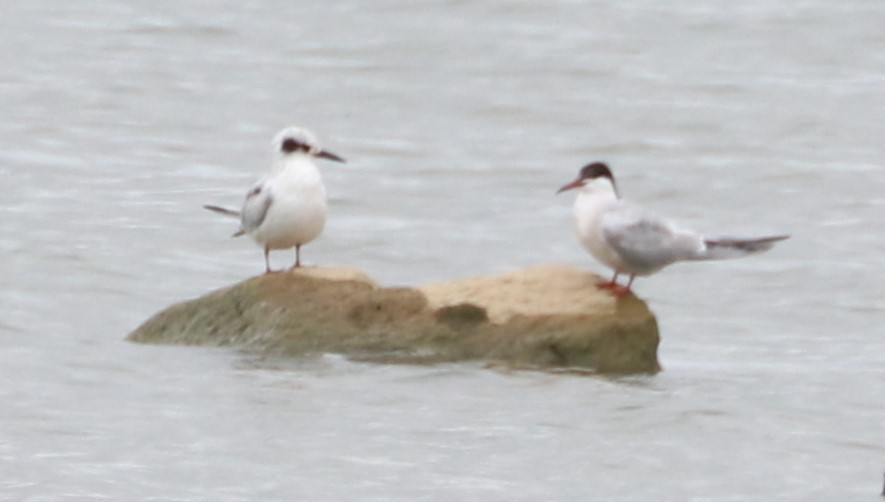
[601,206,703,272]
[241,181,274,233]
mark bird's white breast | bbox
[573,190,628,272]
[251,157,327,250]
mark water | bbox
[2,0,884,499]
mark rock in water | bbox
[127,265,660,374]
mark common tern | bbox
[557,162,788,297]
[204,126,345,273]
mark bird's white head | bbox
[556,162,619,198]
[272,126,346,163]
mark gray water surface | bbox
[2,1,884,500]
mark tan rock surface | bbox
[420,265,616,324]
[128,265,660,374]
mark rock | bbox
[127,265,660,374]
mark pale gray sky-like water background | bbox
[1,1,884,500]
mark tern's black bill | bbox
[316,150,346,163]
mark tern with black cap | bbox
[205,126,345,273]
[557,162,788,297]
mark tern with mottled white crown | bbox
[557,162,788,297]
[204,126,345,273]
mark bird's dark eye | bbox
[281,138,309,153]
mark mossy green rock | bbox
[128,265,660,374]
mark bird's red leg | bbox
[596,272,620,290]
[612,274,635,298]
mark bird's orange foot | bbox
[611,286,633,298]
[596,281,619,290]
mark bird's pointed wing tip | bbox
[204,204,241,217]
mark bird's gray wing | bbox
[601,203,704,273]
[240,180,274,234]
[203,205,241,217]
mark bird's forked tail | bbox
[698,234,789,260]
